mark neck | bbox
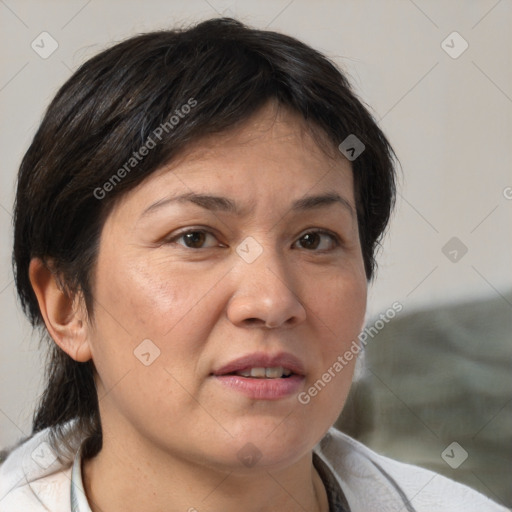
[82,429,329,512]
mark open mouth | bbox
[212,352,305,399]
[227,366,294,379]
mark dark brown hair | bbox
[12,17,396,461]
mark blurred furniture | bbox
[335,292,512,508]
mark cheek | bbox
[95,254,200,339]
[299,269,366,419]
[88,257,190,390]
[310,267,367,344]
[89,259,215,429]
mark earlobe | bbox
[28,258,93,362]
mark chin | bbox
[220,416,319,469]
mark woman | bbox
[0,18,507,512]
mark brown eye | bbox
[166,229,219,249]
[181,231,207,248]
[296,231,339,251]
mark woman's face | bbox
[88,103,367,470]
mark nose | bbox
[226,246,307,329]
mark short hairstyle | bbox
[12,17,396,460]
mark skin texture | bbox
[29,102,368,512]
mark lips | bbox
[212,352,306,378]
[212,352,306,400]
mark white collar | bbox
[70,444,92,512]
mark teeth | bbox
[235,366,293,378]
[265,367,282,378]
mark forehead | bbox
[108,103,354,224]
[172,103,342,168]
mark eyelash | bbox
[163,228,341,252]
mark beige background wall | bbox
[1,0,511,448]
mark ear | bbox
[29,258,93,362]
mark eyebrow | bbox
[140,191,355,219]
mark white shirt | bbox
[0,423,509,511]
